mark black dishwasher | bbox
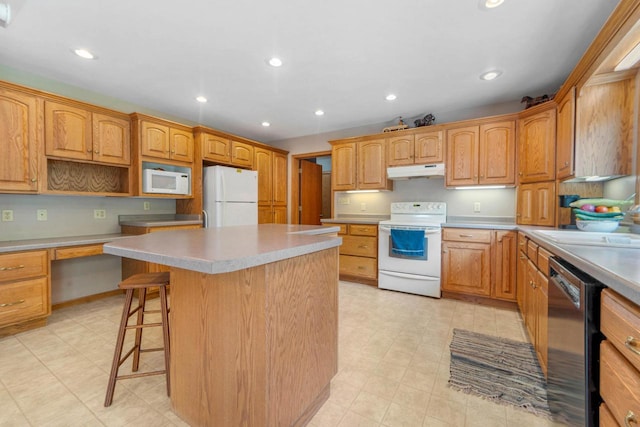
[547,257,604,427]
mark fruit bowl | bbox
[576,220,619,233]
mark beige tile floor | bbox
[0,281,566,427]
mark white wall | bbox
[0,194,175,303]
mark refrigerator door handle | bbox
[202,210,208,228]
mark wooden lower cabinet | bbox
[0,250,50,336]
[334,223,378,285]
[441,228,517,303]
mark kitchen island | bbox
[103,224,341,427]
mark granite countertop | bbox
[321,215,390,224]
[0,234,130,253]
[103,224,342,275]
[520,227,640,306]
[118,213,202,227]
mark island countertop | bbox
[103,224,341,274]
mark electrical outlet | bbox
[473,202,481,213]
[37,209,47,221]
[338,197,351,205]
[143,201,150,211]
[360,203,367,211]
[94,209,106,219]
[2,210,13,222]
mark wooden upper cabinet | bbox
[255,147,273,205]
[387,135,413,166]
[555,87,575,180]
[45,101,92,161]
[358,138,389,190]
[446,125,479,186]
[517,181,555,226]
[202,134,231,163]
[518,108,556,183]
[140,121,171,160]
[170,128,194,163]
[0,87,39,192]
[414,130,443,164]
[331,142,356,191]
[231,140,254,168]
[479,120,515,185]
[92,113,130,165]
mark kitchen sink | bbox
[531,229,640,249]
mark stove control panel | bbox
[390,202,446,215]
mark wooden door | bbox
[331,142,356,191]
[442,241,491,296]
[493,230,517,301]
[556,87,575,180]
[357,139,388,189]
[170,128,194,163]
[92,113,130,165]
[231,141,254,168]
[446,126,479,187]
[387,135,414,166]
[534,181,556,227]
[0,88,39,192]
[479,121,515,185]
[272,152,288,206]
[45,101,92,161]
[254,147,273,205]
[140,121,170,160]
[518,109,556,183]
[517,184,534,225]
[300,160,322,225]
[202,134,231,163]
[414,130,443,164]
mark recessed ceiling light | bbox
[74,48,96,60]
[315,110,325,116]
[386,94,397,101]
[483,0,504,9]
[195,96,208,103]
[261,121,271,127]
[268,57,283,67]
[480,70,502,81]
[0,3,11,28]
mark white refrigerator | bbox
[203,165,258,227]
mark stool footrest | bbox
[116,370,166,381]
[125,322,162,330]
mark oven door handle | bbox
[379,270,439,280]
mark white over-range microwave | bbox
[142,169,190,195]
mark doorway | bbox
[290,151,332,225]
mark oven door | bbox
[378,224,441,277]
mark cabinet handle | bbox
[0,265,25,271]
[624,336,640,356]
[459,234,473,238]
[564,161,569,166]
[0,299,25,308]
[357,245,369,249]
[529,280,536,289]
[480,175,484,178]
[625,410,637,427]
[518,172,523,176]
[87,149,92,153]
[94,150,99,154]
[520,254,527,260]
[31,177,37,182]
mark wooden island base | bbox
[169,247,339,427]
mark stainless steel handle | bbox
[0,299,25,308]
[625,336,640,356]
[625,410,637,427]
[0,265,25,271]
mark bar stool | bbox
[104,272,171,407]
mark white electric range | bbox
[378,202,447,298]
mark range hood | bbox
[387,163,445,180]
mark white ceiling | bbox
[0,0,620,143]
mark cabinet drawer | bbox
[53,244,103,260]
[527,240,538,261]
[600,340,640,425]
[341,236,377,257]
[0,251,48,283]
[0,277,49,327]
[518,233,528,251]
[537,247,552,276]
[602,289,640,372]
[599,403,618,427]
[326,223,347,235]
[348,224,377,237]
[442,228,491,243]
[339,255,377,279]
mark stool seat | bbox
[104,272,171,407]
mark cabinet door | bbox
[534,181,556,227]
[0,88,39,192]
[493,230,517,301]
[516,184,534,225]
[92,113,131,165]
[442,241,491,296]
[273,206,287,224]
[170,128,194,163]
[524,259,538,344]
[358,139,388,189]
[273,152,288,206]
[479,121,515,185]
[331,142,356,191]
[202,134,231,163]
[556,87,575,180]
[45,101,92,161]
[258,205,273,224]
[140,121,171,160]
[516,246,527,313]
[414,130,443,164]
[387,135,414,166]
[231,141,254,168]
[254,148,273,205]
[446,126,479,186]
[518,109,556,183]
[536,270,548,375]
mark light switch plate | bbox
[473,202,481,213]
[2,210,13,222]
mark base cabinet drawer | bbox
[599,404,618,427]
[340,236,377,257]
[0,277,50,327]
[600,340,640,426]
[0,250,48,282]
[339,255,377,279]
[601,289,640,372]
